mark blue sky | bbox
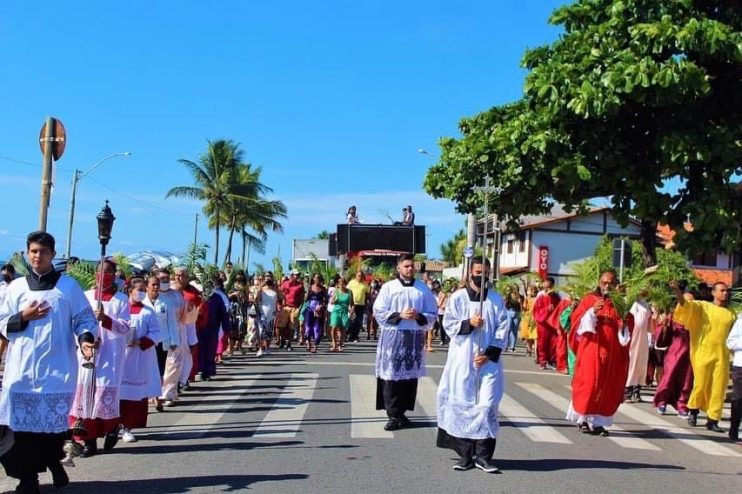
[0,0,563,268]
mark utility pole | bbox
[65,169,81,257]
[194,213,199,244]
[38,117,66,231]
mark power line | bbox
[85,176,196,216]
[0,155,73,172]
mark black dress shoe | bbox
[687,411,698,427]
[398,415,411,426]
[80,440,97,458]
[48,462,69,488]
[383,419,401,431]
[474,458,500,473]
[103,431,119,451]
[591,426,610,437]
[453,457,474,471]
[706,421,725,433]
[729,430,740,442]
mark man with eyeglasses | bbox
[670,280,735,433]
[566,270,631,437]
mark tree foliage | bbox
[424,0,742,266]
[166,139,287,266]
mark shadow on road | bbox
[67,473,310,493]
[495,458,685,472]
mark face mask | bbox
[96,272,115,288]
[132,290,146,303]
[2,275,11,284]
[159,282,170,291]
[471,275,484,287]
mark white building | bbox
[480,206,642,285]
[292,238,338,271]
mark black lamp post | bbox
[97,200,116,254]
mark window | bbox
[507,240,514,254]
[518,231,526,253]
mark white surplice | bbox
[437,287,509,440]
[120,304,162,400]
[70,290,130,420]
[373,278,438,381]
[0,275,98,433]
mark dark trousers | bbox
[349,305,365,341]
[731,366,742,438]
[436,428,497,460]
[198,327,219,378]
[376,378,418,419]
[0,430,66,480]
[438,314,449,343]
[156,342,167,377]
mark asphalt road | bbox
[2,340,741,493]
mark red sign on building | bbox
[538,245,549,280]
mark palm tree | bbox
[221,164,287,266]
[440,229,466,265]
[166,139,244,264]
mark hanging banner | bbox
[538,245,549,280]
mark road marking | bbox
[616,402,742,457]
[266,359,569,376]
[349,374,394,438]
[558,385,742,457]
[412,376,438,420]
[518,382,661,451]
[499,394,572,444]
[252,373,319,438]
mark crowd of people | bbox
[0,231,740,490]
[499,274,741,440]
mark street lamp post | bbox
[65,152,130,258]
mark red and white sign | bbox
[537,245,549,280]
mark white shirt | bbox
[726,315,742,368]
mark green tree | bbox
[439,229,466,265]
[221,164,287,266]
[167,139,253,265]
[315,230,330,240]
[424,1,742,267]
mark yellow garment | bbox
[673,300,735,421]
[347,279,369,305]
[519,296,537,340]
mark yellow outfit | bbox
[519,296,538,340]
[673,300,736,421]
[347,279,369,306]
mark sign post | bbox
[538,245,549,280]
[38,117,66,231]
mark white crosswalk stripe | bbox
[559,385,742,457]
[499,393,573,444]
[349,374,394,438]
[252,373,319,438]
[518,382,661,451]
[412,376,438,419]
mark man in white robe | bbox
[69,259,130,459]
[0,231,97,493]
[625,298,650,402]
[373,253,437,431]
[437,258,508,473]
[154,269,184,407]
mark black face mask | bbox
[471,275,483,288]
[2,275,11,284]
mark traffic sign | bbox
[39,117,66,161]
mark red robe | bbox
[533,291,561,367]
[568,292,631,418]
[547,298,573,373]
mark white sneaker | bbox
[256,349,264,358]
[164,400,175,407]
[60,453,75,468]
[121,429,137,443]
